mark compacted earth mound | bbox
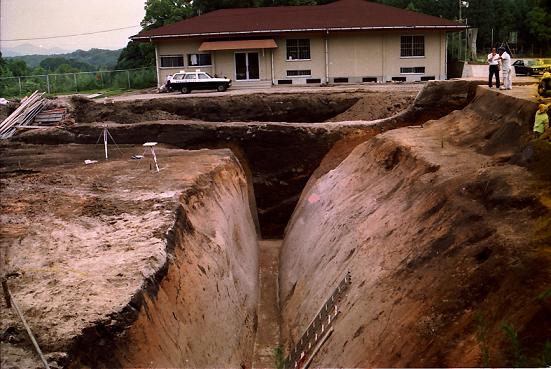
[0,145,259,368]
[279,87,551,367]
[327,91,416,122]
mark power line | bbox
[1,25,141,42]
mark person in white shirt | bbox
[487,47,500,88]
[498,47,512,90]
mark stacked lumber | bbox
[0,91,46,139]
[34,108,67,125]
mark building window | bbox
[160,55,184,68]
[400,36,425,57]
[400,67,425,74]
[188,54,212,66]
[287,70,311,77]
[286,39,310,60]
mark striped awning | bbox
[198,39,278,51]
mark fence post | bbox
[127,70,131,89]
[74,73,78,92]
[46,74,51,94]
[18,77,22,95]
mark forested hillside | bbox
[7,48,121,69]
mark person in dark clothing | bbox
[487,47,500,88]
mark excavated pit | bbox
[2,81,549,368]
[16,81,475,238]
[71,91,417,124]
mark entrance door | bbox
[235,52,259,80]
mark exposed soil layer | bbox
[72,92,372,123]
[15,81,476,238]
[279,87,551,367]
[0,145,259,368]
[327,93,416,122]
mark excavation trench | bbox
[71,91,417,124]
[16,81,476,238]
[5,81,545,368]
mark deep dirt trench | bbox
[70,91,416,124]
[2,81,549,368]
[16,81,476,238]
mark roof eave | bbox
[130,25,467,41]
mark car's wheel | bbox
[181,86,191,94]
[527,70,532,76]
[217,84,227,92]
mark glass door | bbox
[235,53,247,80]
[235,52,260,80]
[247,52,259,80]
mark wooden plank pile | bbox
[0,91,46,139]
[34,108,67,125]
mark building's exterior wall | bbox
[378,30,445,81]
[154,30,448,87]
[156,39,213,85]
[271,35,326,84]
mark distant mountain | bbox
[2,43,69,57]
[5,48,122,70]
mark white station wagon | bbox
[168,70,232,94]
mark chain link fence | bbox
[0,67,157,98]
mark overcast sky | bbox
[0,0,147,52]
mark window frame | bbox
[187,53,213,67]
[400,66,426,74]
[159,55,185,68]
[400,35,425,58]
[286,69,312,77]
[286,39,311,61]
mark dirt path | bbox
[252,239,282,368]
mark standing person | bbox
[498,47,512,90]
[487,48,500,88]
[533,104,549,139]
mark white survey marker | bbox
[143,142,160,172]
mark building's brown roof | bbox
[132,0,465,40]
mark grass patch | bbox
[475,312,491,367]
[273,345,285,369]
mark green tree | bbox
[115,41,155,69]
[526,4,551,54]
[141,0,193,30]
[54,63,79,74]
[4,59,29,76]
[39,57,94,72]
